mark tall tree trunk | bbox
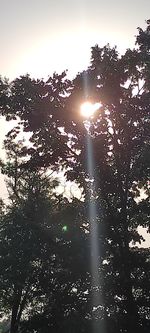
[10,287,22,333]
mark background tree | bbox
[0,140,91,333]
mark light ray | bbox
[85,128,105,333]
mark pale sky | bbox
[0,0,150,246]
[0,0,150,80]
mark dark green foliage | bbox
[0,142,91,333]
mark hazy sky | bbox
[0,0,150,80]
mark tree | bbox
[0,142,59,333]
[65,23,150,332]
[63,26,150,331]
[0,141,91,333]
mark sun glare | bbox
[80,102,101,118]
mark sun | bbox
[80,102,101,118]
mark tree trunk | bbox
[10,287,22,333]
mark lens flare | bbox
[62,225,68,232]
[86,130,104,332]
[80,102,101,118]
